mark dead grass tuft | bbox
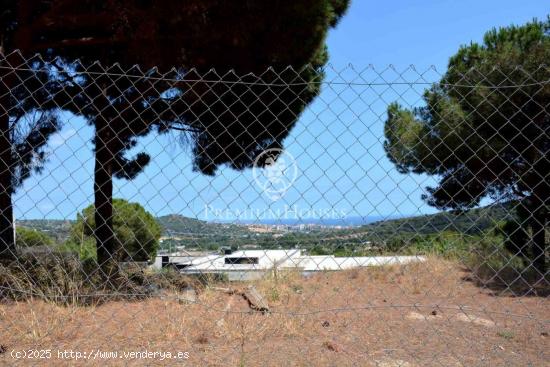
[195,332,210,345]
[322,340,342,352]
[0,253,198,306]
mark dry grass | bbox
[0,253,199,306]
[0,257,548,366]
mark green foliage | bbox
[384,18,550,272]
[15,227,54,248]
[14,1,352,177]
[61,236,96,262]
[384,18,550,209]
[3,0,353,268]
[309,245,333,256]
[64,199,162,262]
[384,231,475,259]
[8,1,351,266]
[364,204,513,237]
[17,219,73,243]
[16,1,350,71]
[157,215,249,237]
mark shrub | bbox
[15,227,55,248]
[63,199,162,262]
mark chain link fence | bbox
[0,52,548,366]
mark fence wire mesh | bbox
[0,52,548,366]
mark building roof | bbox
[155,249,425,273]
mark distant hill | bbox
[16,215,248,243]
[360,203,514,237]
[156,214,249,237]
[222,216,398,227]
[17,204,514,245]
[17,219,74,243]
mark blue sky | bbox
[14,1,549,223]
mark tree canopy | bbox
[14,0,351,173]
[5,0,351,267]
[384,18,549,273]
[65,199,162,262]
[15,1,348,69]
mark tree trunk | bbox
[94,119,117,273]
[0,65,16,261]
[530,153,548,277]
[531,209,547,277]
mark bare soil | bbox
[0,258,548,366]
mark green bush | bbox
[16,227,55,248]
[62,199,162,262]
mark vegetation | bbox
[157,215,249,237]
[361,204,512,236]
[0,4,73,260]
[17,219,73,243]
[17,204,512,254]
[63,199,162,262]
[0,86,63,260]
[384,19,550,273]
[10,202,543,295]
[2,1,352,272]
[15,227,54,248]
[0,250,198,305]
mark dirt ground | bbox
[1,258,548,366]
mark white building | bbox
[152,249,425,281]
